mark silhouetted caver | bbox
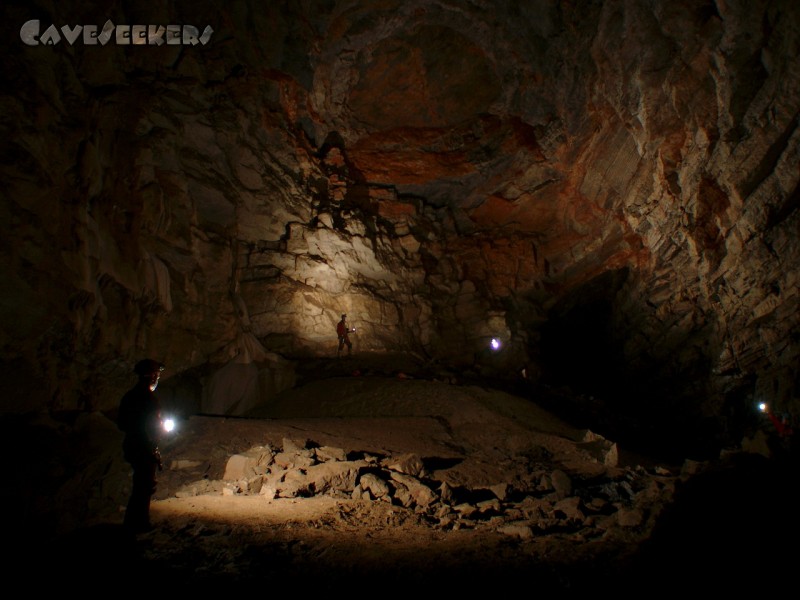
[336,314,354,357]
[118,359,165,533]
[763,404,797,460]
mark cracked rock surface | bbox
[1,1,798,455]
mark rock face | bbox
[1,1,798,450]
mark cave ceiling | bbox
[0,0,798,442]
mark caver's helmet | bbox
[134,359,165,377]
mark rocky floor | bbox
[9,364,799,594]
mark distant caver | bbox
[336,314,355,357]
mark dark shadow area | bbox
[627,452,800,594]
[421,456,463,471]
[537,268,726,463]
[291,352,435,386]
[14,523,171,593]
[21,522,642,594]
[539,269,629,399]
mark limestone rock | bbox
[359,472,391,499]
[549,470,573,499]
[280,461,366,498]
[389,471,436,508]
[2,0,799,474]
[273,450,316,470]
[222,447,274,481]
[385,453,425,477]
[577,433,619,467]
[315,446,348,462]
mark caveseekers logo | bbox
[20,19,213,46]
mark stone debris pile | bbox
[170,436,677,538]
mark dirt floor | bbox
[13,355,799,594]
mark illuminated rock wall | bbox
[1,1,798,441]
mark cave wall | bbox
[1,0,798,441]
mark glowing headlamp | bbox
[490,338,501,351]
[162,417,176,433]
[758,403,767,413]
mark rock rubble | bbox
[170,436,677,540]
